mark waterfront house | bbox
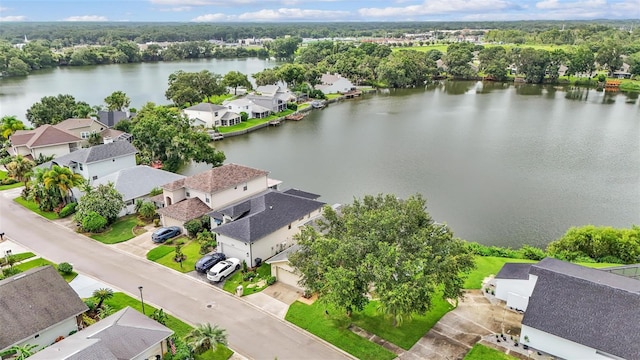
[224,98,271,119]
[97,110,134,128]
[8,125,82,161]
[494,258,640,360]
[93,165,185,217]
[211,188,324,268]
[156,164,280,230]
[54,118,108,146]
[183,102,242,128]
[29,307,173,360]
[315,73,355,94]
[0,266,88,353]
[42,141,138,183]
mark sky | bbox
[0,0,638,22]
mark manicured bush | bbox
[138,201,156,220]
[58,202,77,218]
[82,211,107,233]
[287,102,298,110]
[57,262,74,275]
[519,245,546,260]
[267,276,276,285]
[184,218,203,238]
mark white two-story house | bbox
[182,103,242,128]
[315,73,355,94]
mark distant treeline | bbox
[0,20,638,45]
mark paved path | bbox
[0,188,353,360]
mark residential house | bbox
[93,165,185,216]
[0,266,88,353]
[212,188,324,268]
[29,307,173,360]
[182,103,241,128]
[315,73,355,94]
[224,98,271,119]
[8,125,82,161]
[43,141,138,183]
[156,163,280,230]
[255,84,296,103]
[97,110,134,128]
[100,128,133,144]
[495,258,640,360]
[493,263,535,311]
[53,118,108,146]
[246,94,287,114]
[613,62,632,79]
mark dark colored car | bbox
[151,226,181,243]
[195,253,226,273]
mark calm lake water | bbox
[2,60,639,247]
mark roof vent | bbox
[269,206,273,210]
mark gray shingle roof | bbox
[0,266,88,350]
[283,188,321,200]
[30,306,173,360]
[163,163,268,194]
[214,189,325,243]
[51,141,138,166]
[94,165,185,201]
[495,263,533,280]
[266,244,300,264]
[184,103,227,112]
[523,258,640,359]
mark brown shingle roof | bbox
[0,266,88,350]
[163,164,268,193]
[10,124,82,148]
[157,197,212,222]
[54,118,106,131]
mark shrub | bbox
[243,271,257,281]
[57,262,73,275]
[149,187,163,196]
[597,74,606,82]
[599,255,624,264]
[58,202,77,218]
[84,299,96,312]
[287,102,298,110]
[153,218,160,227]
[1,178,18,185]
[519,245,546,260]
[184,218,203,238]
[82,211,107,233]
[139,201,157,220]
[267,276,276,285]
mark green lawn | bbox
[325,93,343,100]
[464,344,518,360]
[222,262,271,296]
[0,171,24,190]
[147,245,175,261]
[464,256,623,289]
[298,103,310,110]
[90,215,144,244]
[286,301,396,360]
[13,258,78,282]
[351,296,454,350]
[14,196,58,220]
[153,240,201,273]
[216,109,294,134]
[0,251,35,265]
[105,293,233,359]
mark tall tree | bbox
[27,167,63,212]
[26,94,90,127]
[165,70,225,106]
[290,194,475,325]
[478,46,509,81]
[266,37,302,60]
[1,116,26,139]
[43,165,84,207]
[444,42,476,79]
[252,68,279,86]
[75,183,125,225]
[104,90,131,111]
[185,323,228,355]
[222,71,252,95]
[130,103,225,172]
[568,46,596,78]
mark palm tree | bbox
[1,116,26,140]
[5,155,35,185]
[43,165,84,206]
[184,323,228,355]
[92,287,114,310]
[10,343,38,360]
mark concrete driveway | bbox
[112,228,157,258]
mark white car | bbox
[206,258,241,282]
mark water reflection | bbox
[441,80,474,95]
[565,87,591,101]
[515,84,543,96]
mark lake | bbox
[2,60,639,247]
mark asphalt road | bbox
[0,188,352,360]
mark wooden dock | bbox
[285,113,305,121]
[604,80,621,92]
[269,119,282,126]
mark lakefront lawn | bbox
[216,109,294,133]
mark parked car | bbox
[206,258,241,282]
[151,226,181,243]
[195,253,226,273]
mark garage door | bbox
[276,265,303,290]
[219,241,247,263]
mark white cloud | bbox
[0,15,25,21]
[0,6,9,12]
[63,15,108,21]
[358,0,514,17]
[192,13,232,21]
[159,6,193,11]
[536,0,606,9]
[236,8,350,20]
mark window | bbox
[243,184,248,191]
[214,112,218,116]
[79,164,83,170]
[186,192,190,197]
[92,176,98,180]
[288,224,291,230]
[80,131,90,139]
[205,197,210,203]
